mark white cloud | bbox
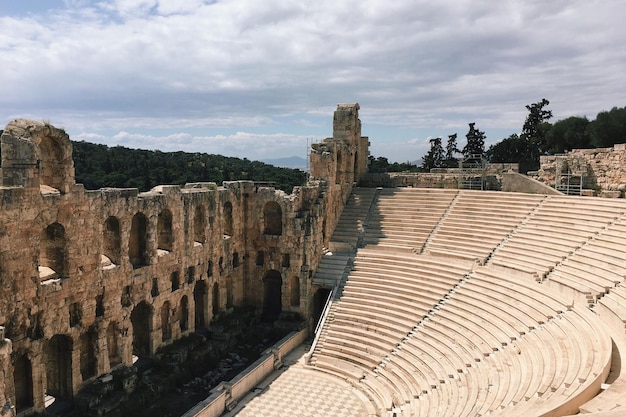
[1,0,625,162]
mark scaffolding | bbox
[458,154,486,190]
[554,155,587,196]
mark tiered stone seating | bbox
[363,188,458,251]
[329,187,378,253]
[424,190,544,261]
[490,196,625,277]
[545,216,626,304]
[308,189,624,416]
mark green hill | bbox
[71,141,308,193]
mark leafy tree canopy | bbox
[589,106,626,148]
[71,141,307,193]
[462,123,486,160]
[422,137,445,171]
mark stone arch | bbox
[79,327,97,382]
[290,276,300,307]
[212,282,220,316]
[13,354,34,412]
[180,295,189,332]
[263,201,283,235]
[36,126,75,193]
[1,119,75,191]
[106,322,121,368]
[171,271,180,292]
[161,301,171,342]
[262,270,283,321]
[157,209,174,252]
[39,222,68,279]
[102,216,121,266]
[223,201,233,237]
[194,280,208,329]
[129,212,148,268]
[194,205,206,244]
[130,302,152,358]
[44,334,73,400]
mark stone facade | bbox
[536,144,626,195]
[0,104,368,415]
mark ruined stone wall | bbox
[536,144,626,195]
[0,104,367,414]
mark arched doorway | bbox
[130,302,152,357]
[194,205,206,244]
[194,281,207,329]
[44,335,73,399]
[103,216,121,266]
[107,322,121,368]
[79,327,97,382]
[13,354,34,412]
[157,209,174,252]
[212,282,220,316]
[223,202,233,237]
[129,213,148,268]
[40,222,68,279]
[262,270,282,321]
[180,296,189,332]
[263,202,282,235]
[313,288,332,328]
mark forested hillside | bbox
[71,141,308,193]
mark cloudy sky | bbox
[1,0,624,163]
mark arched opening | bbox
[130,302,152,358]
[194,280,207,329]
[335,151,342,184]
[129,213,148,268]
[13,354,34,412]
[38,134,72,193]
[39,222,67,280]
[194,205,206,245]
[313,288,331,328]
[223,201,233,237]
[161,302,171,342]
[157,209,174,253]
[262,270,282,321]
[353,150,359,182]
[106,322,121,368]
[290,276,300,307]
[263,202,282,235]
[44,334,73,400]
[171,271,180,292]
[102,216,121,267]
[212,283,220,316]
[79,327,97,382]
[180,296,189,332]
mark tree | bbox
[422,137,445,171]
[588,106,626,148]
[545,116,591,153]
[462,123,485,160]
[444,133,459,168]
[485,133,540,172]
[521,98,553,153]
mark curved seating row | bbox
[311,189,626,416]
[363,188,458,251]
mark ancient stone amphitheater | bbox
[1,104,626,417]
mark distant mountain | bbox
[262,156,308,171]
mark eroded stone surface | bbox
[0,103,369,414]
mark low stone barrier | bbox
[182,327,308,417]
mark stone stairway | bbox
[329,187,379,254]
[311,253,352,288]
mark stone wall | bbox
[0,104,367,414]
[536,144,626,195]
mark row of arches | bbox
[38,200,285,277]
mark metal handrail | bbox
[306,285,338,363]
